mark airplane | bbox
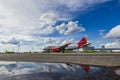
[42,42,71,53]
[42,36,89,53]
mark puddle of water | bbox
[0,61,119,80]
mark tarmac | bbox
[0,53,119,67]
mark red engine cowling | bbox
[52,48,59,52]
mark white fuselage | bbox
[65,44,78,50]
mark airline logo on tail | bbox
[77,37,87,48]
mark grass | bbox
[5,51,15,54]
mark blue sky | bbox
[0,0,120,52]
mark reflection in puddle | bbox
[0,61,119,80]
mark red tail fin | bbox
[78,37,87,48]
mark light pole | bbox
[18,44,20,52]
[32,47,34,53]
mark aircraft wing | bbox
[59,43,71,49]
[58,43,71,53]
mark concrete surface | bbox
[0,53,120,67]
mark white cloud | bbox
[0,34,36,45]
[0,35,63,52]
[39,11,57,26]
[0,0,110,36]
[0,0,110,51]
[33,12,57,35]
[104,41,120,48]
[2,38,20,45]
[104,25,120,39]
[34,25,55,35]
[61,38,75,45]
[56,21,85,35]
